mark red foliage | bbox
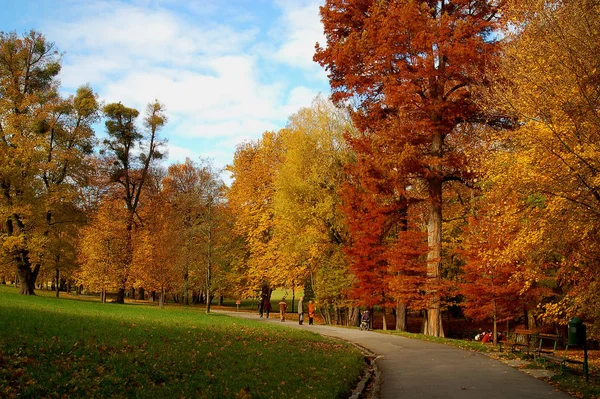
[316,0,503,335]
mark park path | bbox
[215,310,572,399]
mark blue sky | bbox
[0,0,330,174]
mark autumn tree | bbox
[273,96,357,324]
[227,132,282,297]
[477,0,600,335]
[163,158,228,312]
[41,85,99,296]
[315,0,502,336]
[77,198,129,303]
[341,125,429,331]
[101,101,166,303]
[0,30,98,295]
[131,190,177,308]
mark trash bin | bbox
[568,316,586,347]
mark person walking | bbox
[258,296,265,318]
[264,297,272,318]
[279,297,287,321]
[307,300,315,325]
[297,297,304,325]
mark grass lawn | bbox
[0,285,363,398]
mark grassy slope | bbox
[0,286,363,398]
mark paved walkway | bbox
[215,310,572,399]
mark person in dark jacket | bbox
[264,298,272,318]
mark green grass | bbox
[0,285,363,398]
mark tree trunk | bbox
[130,287,136,300]
[321,306,332,325]
[526,309,536,330]
[291,286,295,314]
[55,268,60,298]
[138,287,145,301]
[424,151,444,336]
[116,288,125,304]
[219,295,224,306]
[183,271,189,306]
[159,287,165,309]
[349,306,360,327]
[396,301,408,331]
[205,256,212,314]
[382,307,388,331]
[17,262,38,295]
[493,311,498,345]
[101,288,106,303]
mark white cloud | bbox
[271,0,326,73]
[175,119,280,139]
[164,143,198,164]
[39,0,330,169]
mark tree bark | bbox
[424,130,445,336]
[17,260,38,295]
[382,307,388,331]
[396,301,408,331]
[116,287,126,304]
[349,306,360,327]
[55,268,60,298]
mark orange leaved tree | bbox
[315,0,502,336]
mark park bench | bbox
[535,334,585,373]
[499,329,536,353]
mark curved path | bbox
[215,310,572,399]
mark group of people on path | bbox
[257,296,316,325]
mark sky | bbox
[0,0,331,176]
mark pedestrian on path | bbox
[264,297,272,318]
[258,296,265,318]
[279,297,287,321]
[298,297,304,325]
[307,300,315,325]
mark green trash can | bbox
[568,316,586,346]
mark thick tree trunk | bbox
[130,287,135,300]
[396,302,408,331]
[116,288,126,304]
[17,261,38,295]
[138,287,145,301]
[423,131,445,336]
[349,306,360,327]
[159,287,165,309]
[382,307,388,331]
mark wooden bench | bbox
[535,334,585,373]
[499,329,536,353]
